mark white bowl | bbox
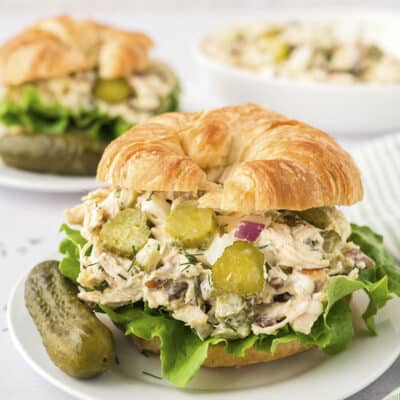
[194,9,400,137]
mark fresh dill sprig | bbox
[146,191,154,201]
[127,246,137,272]
[181,250,203,265]
[142,371,162,380]
[194,277,200,306]
[93,280,109,292]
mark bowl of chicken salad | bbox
[196,9,400,136]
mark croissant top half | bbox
[97,103,363,212]
[0,15,153,85]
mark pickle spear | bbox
[25,260,115,378]
[0,132,106,175]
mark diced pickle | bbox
[273,42,293,62]
[94,78,132,103]
[165,201,217,248]
[322,230,341,253]
[136,238,161,272]
[259,25,283,39]
[100,208,150,257]
[296,208,331,229]
[212,241,265,296]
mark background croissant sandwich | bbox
[53,103,399,386]
[0,15,179,175]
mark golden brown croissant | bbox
[0,15,153,84]
[98,103,363,212]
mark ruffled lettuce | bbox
[59,224,87,283]
[0,84,180,142]
[59,223,400,387]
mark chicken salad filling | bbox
[64,188,373,341]
[3,61,179,130]
[202,21,400,84]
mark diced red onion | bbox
[234,220,265,242]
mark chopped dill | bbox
[127,246,137,272]
[85,261,99,267]
[181,250,203,265]
[118,273,127,280]
[93,280,109,292]
[142,371,162,380]
[194,277,200,306]
[146,191,154,201]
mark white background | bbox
[0,1,399,399]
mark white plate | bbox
[0,161,99,193]
[8,274,400,400]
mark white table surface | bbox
[0,6,399,400]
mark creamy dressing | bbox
[66,189,371,339]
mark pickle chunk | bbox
[24,260,115,378]
[100,208,150,257]
[94,78,132,103]
[212,241,265,296]
[165,201,217,248]
[297,208,331,229]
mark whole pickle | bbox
[0,132,106,175]
[25,260,115,378]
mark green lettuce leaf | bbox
[0,84,180,142]
[58,224,87,282]
[349,224,400,295]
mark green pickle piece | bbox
[212,241,265,296]
[273,42,293,62]
[0,132,105,176]
[165,200,217,248]
[100,208,150,257]
[296,208,331,229]
[24,260,115,378]
[94,78,132,103]
[322,230,341,253]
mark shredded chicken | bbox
[66,189,370,339]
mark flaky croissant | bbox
[0,15,153,84]
[97,103,363,212]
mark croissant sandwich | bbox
[58,103,399,386]
[0,15,179,175]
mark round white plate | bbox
[0,161,99,193]
[8,275,400,400]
